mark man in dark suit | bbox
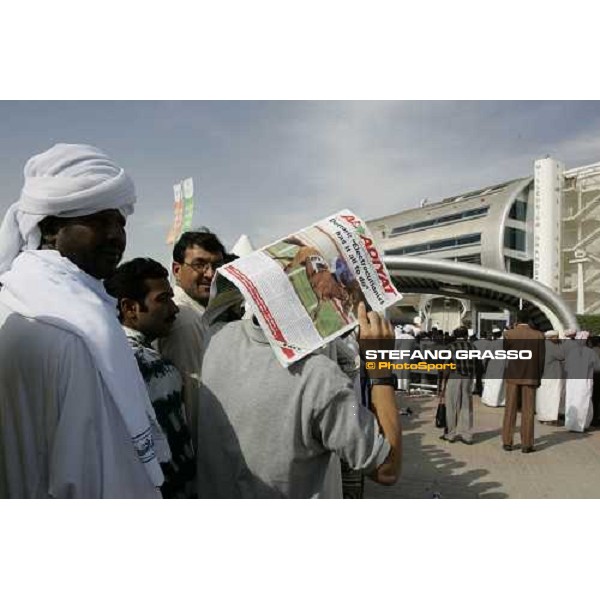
[502,309,546,453]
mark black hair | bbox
[172,230,226,264]
[453,326,468,339]
[38,216,68,249]
[516,309,530,324]
[104,257,169,320]
[38,216,60,239]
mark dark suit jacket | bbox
[503,324,546,387]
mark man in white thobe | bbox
[481,328,506,407]
[0,143,167,498]
[535,331,565,424]
[564,331,600,432]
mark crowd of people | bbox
[395,318,600,453]
[2,142,597,498]
[0,143,401,499]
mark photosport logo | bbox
[363,349,533,372]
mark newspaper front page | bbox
[213,210,402,366]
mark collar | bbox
[1,249,116,309]
[174,284,206,315]
[122,325,151,348]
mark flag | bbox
[182,177,194,231]
[166,179,194,244]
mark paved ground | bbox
[365,391,600,499]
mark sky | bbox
[2,100,600,266]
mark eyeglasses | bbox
[182,260,224,274]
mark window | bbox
[386,233,482,256]
[429,239,451,251]
[506,259,533,277]
[389,206,488,237]
[504,226,526,251]
[455,254,481,264]
[390,219,435,235]
[508,200,528,221]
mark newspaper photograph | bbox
[213,210,402,366]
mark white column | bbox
[577,262,585,314]
[533,158,563,291]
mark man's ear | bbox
[38,216,61,249]
[172,262,182,281]
[119,298,139,323]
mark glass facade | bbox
[386,233,482,256]
[455,254,481,264]
[508,200,528,221]
[504,226,526,251]
[389,206,488,237]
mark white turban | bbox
[0,143,136,275]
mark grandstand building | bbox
[368,157,600,334]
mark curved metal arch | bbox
[384,256,578,333]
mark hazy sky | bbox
[1,100,600,265]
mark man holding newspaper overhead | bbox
[196,211,402,498]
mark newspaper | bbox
[211,210,402,366]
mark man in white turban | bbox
[564,331,600,432]
[0,143,169,498]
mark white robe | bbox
[535,341,566,422]
[565,378,593,432]
[564,343,600,432]
[481,340,506,407]
[394,333,416,391]
[0,308,160,499]
[536,378,565,421]
[481,378,505,407]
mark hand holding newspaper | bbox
[209,210,402,367]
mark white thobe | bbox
[536,379,565,422]
[394,333,416,391]
[481,339,506,407]
[158,285,207,442]
[482,378,505,407]
[0,307,160,499]
[535,341,566,422]
[564,343,600,432]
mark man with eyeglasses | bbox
[158,229,226,446]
